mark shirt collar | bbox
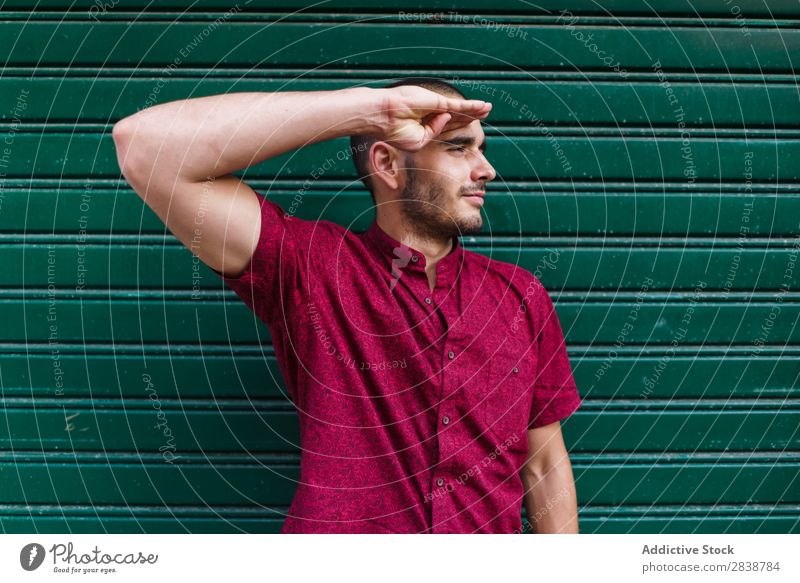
[362,219,464,275]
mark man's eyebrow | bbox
[440,136,487,153]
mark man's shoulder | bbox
[462,247,548,294]
[255,191,349,240]
[285,214,348,237]
[462,248,558,337]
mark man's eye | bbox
[450,146,467,152]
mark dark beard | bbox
[399,162,483,241]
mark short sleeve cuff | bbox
[528,385,583,429]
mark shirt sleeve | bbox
[209,189,313,328]
[528,279,583,429]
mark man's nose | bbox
[473,153,496,183]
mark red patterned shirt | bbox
[214,190,583,533]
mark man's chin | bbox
[456,215,484,236]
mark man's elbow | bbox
[112,115,157,192]
[112,117,137,176]
[523,447,574,484]
[524,430,572,479]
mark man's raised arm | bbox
[111,87,388,277]
[110,86,491,278]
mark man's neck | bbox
[377,214,452,293]
[377,214,453,268]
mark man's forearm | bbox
[113,87,385,183]
[522,458,580,534]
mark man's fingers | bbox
[449,104,492,126]
[440,108,491,133]
[428,97,492,116]
[422,112,452,145]
[446,98,491,113]
[451,107,491,123]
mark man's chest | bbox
[295,267,538,443]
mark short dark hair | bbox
[349,77,466,204]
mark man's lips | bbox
[462,191,486,207]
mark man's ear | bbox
[369,141,404,192]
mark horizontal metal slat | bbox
[7,133,800,181]
[3,188,800,237]
[0,459,796,505]
[5,243,800,290]
[3,77,800,127]
[0,408,796,452]
[3,297,799,342]
[2,352,797,399]
[3,0,800,19]
[2,22,798,71]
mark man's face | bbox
[399,119,496,240]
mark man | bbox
[112,77,583,534]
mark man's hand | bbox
[372,85,492,151]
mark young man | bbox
[112,77,583,534]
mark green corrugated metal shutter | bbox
[1,1,798,533]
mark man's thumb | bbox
[422,112,451,145]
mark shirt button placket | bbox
[435,350,457,533]
[431,307,455,534]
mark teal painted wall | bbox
[1,1,798,533]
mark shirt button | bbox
[425,297,432,304]
[442,415,450,425]
[447,350,455,360]
[513,367,518,373]
[411,255,419,263]
[436,478,444,487]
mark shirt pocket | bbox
[483,353,530,442]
